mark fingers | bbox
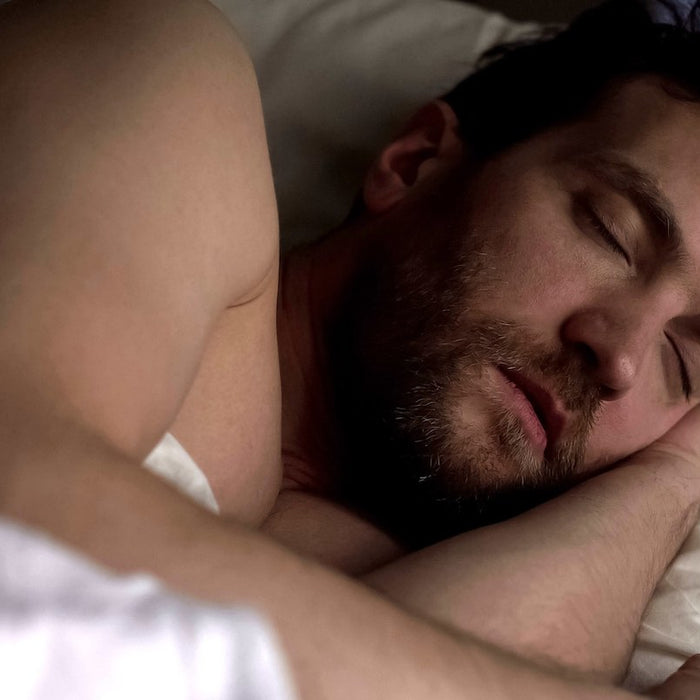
[649,654,700,699]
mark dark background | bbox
[474,0,599,22]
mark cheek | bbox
[465,201,592,327]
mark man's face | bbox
[333,76,700,544]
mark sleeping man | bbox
[2,0,700,696]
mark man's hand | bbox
[651,655,700,699]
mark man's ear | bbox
[363,100,463,214]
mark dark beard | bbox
[327,222,602,549]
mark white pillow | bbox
[212,0,536,249]
[211,0,700,691]
[625,528,700,691]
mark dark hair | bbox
[442,0,700,159]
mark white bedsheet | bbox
[144,432,219,514]
[0,515,296,700]
[625,527,700,691]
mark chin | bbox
[341,413,572,549]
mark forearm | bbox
[1,426,641,700]
[364,457,700,682]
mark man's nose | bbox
[561,296,681,401]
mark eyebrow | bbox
[572,152,690,269]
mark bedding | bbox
[144,433,219,514]
[645,0,696,23]
[212,0,538,251]
[202,0,700,691]
[0,515,295,700]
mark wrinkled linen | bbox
[0,517,296,700]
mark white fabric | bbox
[0,517,296,700]
[144,432,219,514]
[625,527,700,691]
[207,0,700,690]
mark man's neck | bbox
[277,222,370,495]
[273,224,408,572]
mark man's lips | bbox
[498,366,567,452]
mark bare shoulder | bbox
[0,0,279,462]
[0,0,278,304]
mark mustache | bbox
[439,318,604,416]
[434,318,605,476]
[527,340,603,427]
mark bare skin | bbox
[0,0,698,697]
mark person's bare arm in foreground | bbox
[0,0,694,698]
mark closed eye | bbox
[581,205,632,266]
[665,333,693,401]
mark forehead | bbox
[546,77,700,278]
[578,77,700,176]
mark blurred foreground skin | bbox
[0,0,700,697]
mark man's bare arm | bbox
[364,407,700,682]
[2,425,649,700]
